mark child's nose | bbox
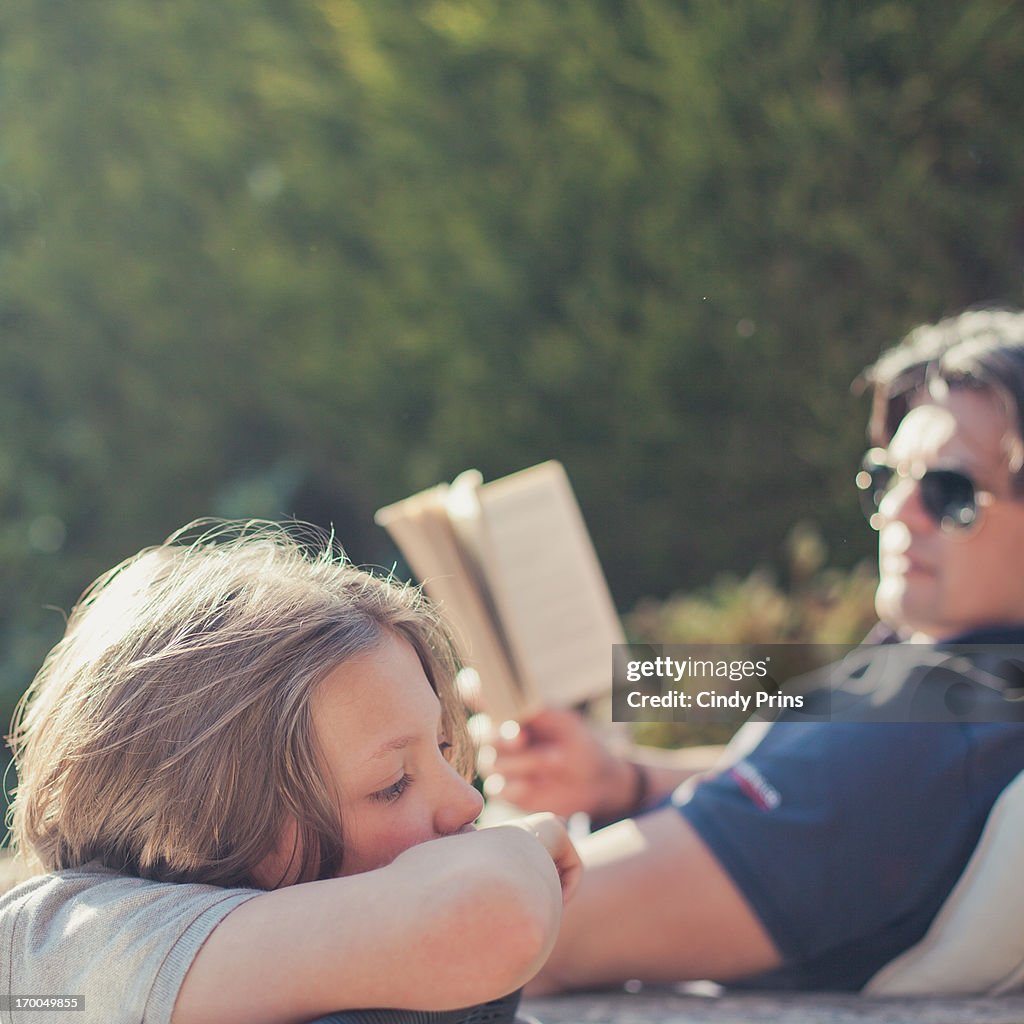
[435,770,485,836]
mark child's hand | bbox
[502,812,582,904]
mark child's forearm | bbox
[378,826,565,1005]
[173,827,562,1024]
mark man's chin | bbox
[875,579,935,637]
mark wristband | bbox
[590,760,651,831]
[628,760,651,815]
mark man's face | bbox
[874,387,1024,640]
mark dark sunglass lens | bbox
[921,470,977,529]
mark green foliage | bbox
[2,0,1024,740]
[626,524,879,748]
[628,523,880,647]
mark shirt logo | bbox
[728,761,781,811]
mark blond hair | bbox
[7,521,470,888]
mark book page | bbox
[475,461,624,709]
[445,471,528,688]
[375,487,527,722]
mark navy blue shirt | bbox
[675,627,1024,990]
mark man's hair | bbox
[860,308,1024,490]
[6,520,471,888]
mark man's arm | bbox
[530,806,781,993]
[173,824,568,1024]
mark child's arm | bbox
[173,817,573,1024]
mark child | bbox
[2,521,579,1024]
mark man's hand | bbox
[480,707,636,821]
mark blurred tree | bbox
[1,0,1024,747]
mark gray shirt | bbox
[1,864,261,1024]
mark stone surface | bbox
[522,989,1024,1024]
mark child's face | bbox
[312,632,484,877]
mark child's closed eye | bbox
[372,773,413,803]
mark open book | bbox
[375,461,624,722]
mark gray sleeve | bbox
[1,868,261,1024]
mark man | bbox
[487,308,1024,992]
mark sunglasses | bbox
[856,448,994,532]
